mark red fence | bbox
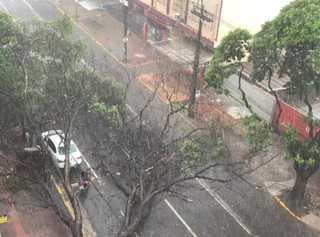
[272,101,318,138]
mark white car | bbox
[41,130,83,169]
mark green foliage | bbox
[282,123,320,166]
[267,0,320,96]
[242,113,272,150]
[249,21,280,84]
[180,130,227,167]
[89,95,108,114]
[0,13,125,131]
[180,139,203,166]
[204,29,252,92]
[89,95,120,126]
[270,0,320,48]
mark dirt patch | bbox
[138,73,189,103]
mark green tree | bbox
[0,13,125,237]
[205,0,320,210]
[266,0,320,209]
[204,28,252,110]
[249,21,283,130]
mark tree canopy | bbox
[204,0,320,211]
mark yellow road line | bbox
[53,6,299,230]
[136,77,169,105]
[57,186,63,194]
[53,5,239,133]
[178,112,196,128]
[56,7,64,14]
[136,77,154,92]
[51,176,87,237]
[274,196,301,221]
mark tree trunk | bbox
[64,133,83,237]
[116,197,153,237]
[290,170,308,209]
[267,69,282,132]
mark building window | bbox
[157,0,165,5]
[173,0,183,14]
[191,4,214,31]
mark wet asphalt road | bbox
[1,1,320,236]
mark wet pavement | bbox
[0,191,71,237]
[1,0,320,236]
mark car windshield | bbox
[58,144,77,155]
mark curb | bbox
[51,1,309,232]
[51,175,97,237]
[274,196,301,221]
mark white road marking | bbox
[194,176,256,236]
[120,210,125,217]
[0,1,15,21]
[0,1,9,13]
[124,105,256,236]
[82,156,99,179]
[22,0,33,10]
[22,0,42,20]
[125,104,145,125]
[164,199,198,237]
[126,104,138,117]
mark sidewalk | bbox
[54,0,157,67]
[0,191,71,237]
[51,0,320,233]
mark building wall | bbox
[184,0,221,40]
[154,0,167,14]
[138,0,151,4]
[217,0,292,46]
[135,0,222,48]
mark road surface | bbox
[0,1,319,237]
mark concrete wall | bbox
[224,74,276,123]
[216,0,292,46]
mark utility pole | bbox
[122,0,129,63]
[188,0,213,118]
[75,0,78,22]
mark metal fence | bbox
[224,74,276,123]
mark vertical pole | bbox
[76,0,78,22]
[188,0,204,118]
[184,0,189,25]
[123,3,128,63]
